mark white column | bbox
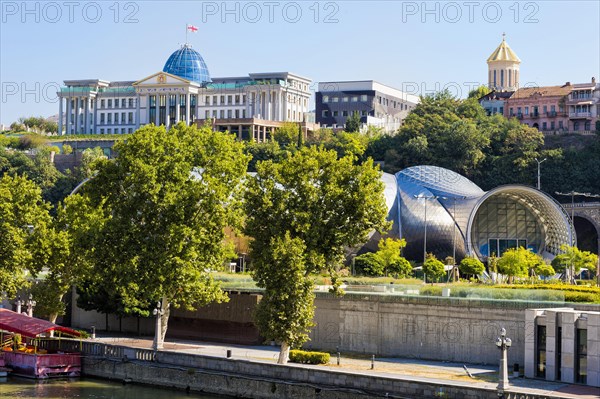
[66,97,72,134]
[175,94,181,123]
[58,97,63,135]
[155,96,160,126]
[267,90,271,120]
[136,95,141,129]
[75,97,81,134]
[185,93,190,125]
[165,95,170,130]
[93,97,98,134]
[83,98,88,134]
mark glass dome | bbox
[163,45,211,84]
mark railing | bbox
[569,112,592,118]
[562,202,600,208]
[545,111,557,117]
[531,112,540,118]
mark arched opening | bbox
[532,123,539,130]
[573,216,599,254]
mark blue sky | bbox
[1,1,599,125]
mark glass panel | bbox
[536,325,546,378]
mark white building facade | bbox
[57,45,312,138]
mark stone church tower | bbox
[487,34,521,92]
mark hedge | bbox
[289,350,330,365]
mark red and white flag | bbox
[187,25,198,33]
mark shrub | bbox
[423,254,445,282]
[459,257,485,277]
[62,144,73,155]
[354,252,384,276]
[388,257,412,278]
[289,350,330,364]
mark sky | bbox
[0,0,599,126]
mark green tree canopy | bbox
[497,247,542,283]
[80,122,249,348]
[375,237,407,277]
[344,111,361,133]
[244,145,389,362]
[459,257,485,278]
[423,254,445,283]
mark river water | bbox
[0,377,223,398]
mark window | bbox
[235,95,240,104]
[551,122,555,130]
[361,110,367,116]
[351,96,358,102]
[576,329,587,384]
[551,105,555,112]
[107,128,111,134]
[543,106,547,113]
[100,113,105,124]
[213,95,217,105]
[220,95,225,105]
[108,99,112,108]
[212,110,217,118]
[235,110,239,118]
[323,95,329,103]
[322,110,329,117]
[332,97,339,103]
[542,122,547,130]
[205,110,210,118]
[559,121,563,129]
[342,111,348,117]
[128,112,133,124]
[509,108,514,116]
[100,128,104,134]
[114,113,118,124]
[574,121,580,131]
[122,99,126,108]
[242,109,246,118]
[360,95,368,102]
[205,96,210,105]
[584,121,591,131]
[220,110,225,119]
[242,95,246,104]
[107,114,112,124]
[121,113,126,124]
[525,107,529,115]
[227,95,232,105]
[129,98,133,108]
[101,99,105,108]
[121,128,126,134]
[128,128,133,133]
[517,107,522,115]
[342,97,348,102]
[227,110,232,118]
[536,325,546,378]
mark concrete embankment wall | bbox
[309,294,597,367]
[42,339,559,399]
[71,289,597,366]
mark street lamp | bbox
[414,194,446,282]
[152,300,165,351]
[496,327,512,395]
[534,158,546,190]
[26,294,36,317]
[15,296,23,314]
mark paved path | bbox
[94,335,599,399]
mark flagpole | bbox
[185,23,188,45]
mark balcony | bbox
[516,113,524,119]
[569,112,592,118]
[546,111,557,117]
[531,112,540,118]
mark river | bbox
[0,376,223,398]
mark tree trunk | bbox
[277,342,290,365]
[49,313,58,324]
[159,296,170,343]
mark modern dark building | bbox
[315,81,419,133]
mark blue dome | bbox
[163,45,211,84]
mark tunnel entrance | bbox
[573,216,599,254]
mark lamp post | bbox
[495,327,512,395]
[449,196,466,282]
[26,294,36,317]
[534,158,546,190]
[15,296,23,314]
[152,300,164,351]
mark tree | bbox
[274,122,301,149]
[468,85,491,99]
[244,146,389,363]
[388,257,413,278]
[375,237,407,276]
[423,254,445,283]
[81,122,249,348]
[62,144,73,155]
[253,233,314,364]
[0,175,52,299]
[459,257,485,279]
[344,111,361,133]
[497,247,539,283]
[535,263,556,280]
[552,245,598,281]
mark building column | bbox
[58,97,63,135]
[588,312,600,387]
[185,93,190,125]
[524,309,539,379]
[175,94,181,123]
[560,311,577,383]
[136,95,141,129]
[155,96,160,126]
[83,98,88,134]
[76,97,81,134]
[238,124,242,141]
[66,97,72,134]
[545,310,559,381]
[267,90,272,120]
[165,95,170,130]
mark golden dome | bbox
[487,36,521,63]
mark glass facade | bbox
[536,325,546,378]
[163,45,211,84]
[380,165,574,262]
[576,328,587,384]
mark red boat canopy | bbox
[0,309,81,339]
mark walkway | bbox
[94,335,599,399]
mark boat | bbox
[0,308,82,378]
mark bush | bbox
[62,144,73,155]
[289,350,330,364]
[354,252,384,276]
[459,257,485,277]
[388,257,413,278]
